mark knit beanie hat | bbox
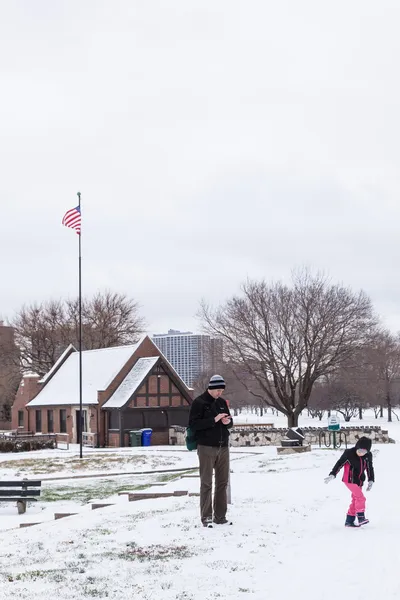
[355,436,372,452]
[208,374,226,390]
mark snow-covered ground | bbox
[0,411,398,599]
[0,446,199,480]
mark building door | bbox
[75,410,88,443]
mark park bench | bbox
[0,480,42,514]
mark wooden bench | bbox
[0,480,42,514]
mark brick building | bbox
[11,336,192,446]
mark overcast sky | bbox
[1,0,400,335]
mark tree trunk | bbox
[287,413,299,427]
[380,405,384,418]
[358,408,363,420]
[387,393,392,422]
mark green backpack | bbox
[185,426,197,451]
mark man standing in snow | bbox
[188,374,233,528]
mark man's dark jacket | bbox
[188,391,233,447]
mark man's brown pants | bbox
[197,444,230,524]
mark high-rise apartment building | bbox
[152,330,223,388]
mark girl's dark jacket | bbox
[329,437,375,486]
[188,391,233,447]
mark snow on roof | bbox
[102,357,160,409]
[39,344,76,384]
[27,341,143,407]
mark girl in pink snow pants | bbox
[325,436,375,527]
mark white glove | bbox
[324,475,335,484]
[367,481,374,492]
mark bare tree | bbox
[326,373,362,422]
[200,271,377,427]
[192,363,256,416]
[8,291,145,377]
[369,331,400,422]
[0,325,21,421]
[308,381,330,421]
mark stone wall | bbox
[169,425,394,446]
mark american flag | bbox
[62,205,81,235]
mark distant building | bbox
[152,330,223,387]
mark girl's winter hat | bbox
[355,437,372,452]
[208,374,226,390]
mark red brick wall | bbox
[160,375,169,393]
[108,431,120,447]
[151,431,169,445]
[11,375,41,430]
[27,406,74,439]
[148,376,158,394]
[171,395,183,407]
[171,383,180,394]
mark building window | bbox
[18,411,24,428]
[60,409,67,433]
[47,410,54,433]
[109,410,119,429]
[35,410,42,432]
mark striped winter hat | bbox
[208,374,226,390]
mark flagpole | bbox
[77,191,83,459]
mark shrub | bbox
[0,439,56,453]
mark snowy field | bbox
[0,411,399,599]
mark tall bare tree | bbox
[200,271,377,427]
[0,324,21,422]
[193,363,262,416]
[370,331,400,422]
[8,290,145,377]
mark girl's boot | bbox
[357,512,369,526]
[345,514,359,528]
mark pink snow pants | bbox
[345,483,366,516]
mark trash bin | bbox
[129,430,143,447]
[141,428,153,447]
[286,427,305,446]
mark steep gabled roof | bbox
[26,338,145,407]
[39,344,76,384]
[102,356,160,408]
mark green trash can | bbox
[129,430,143,447]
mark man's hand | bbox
[214,413,228,423]
[221,417,231,425]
